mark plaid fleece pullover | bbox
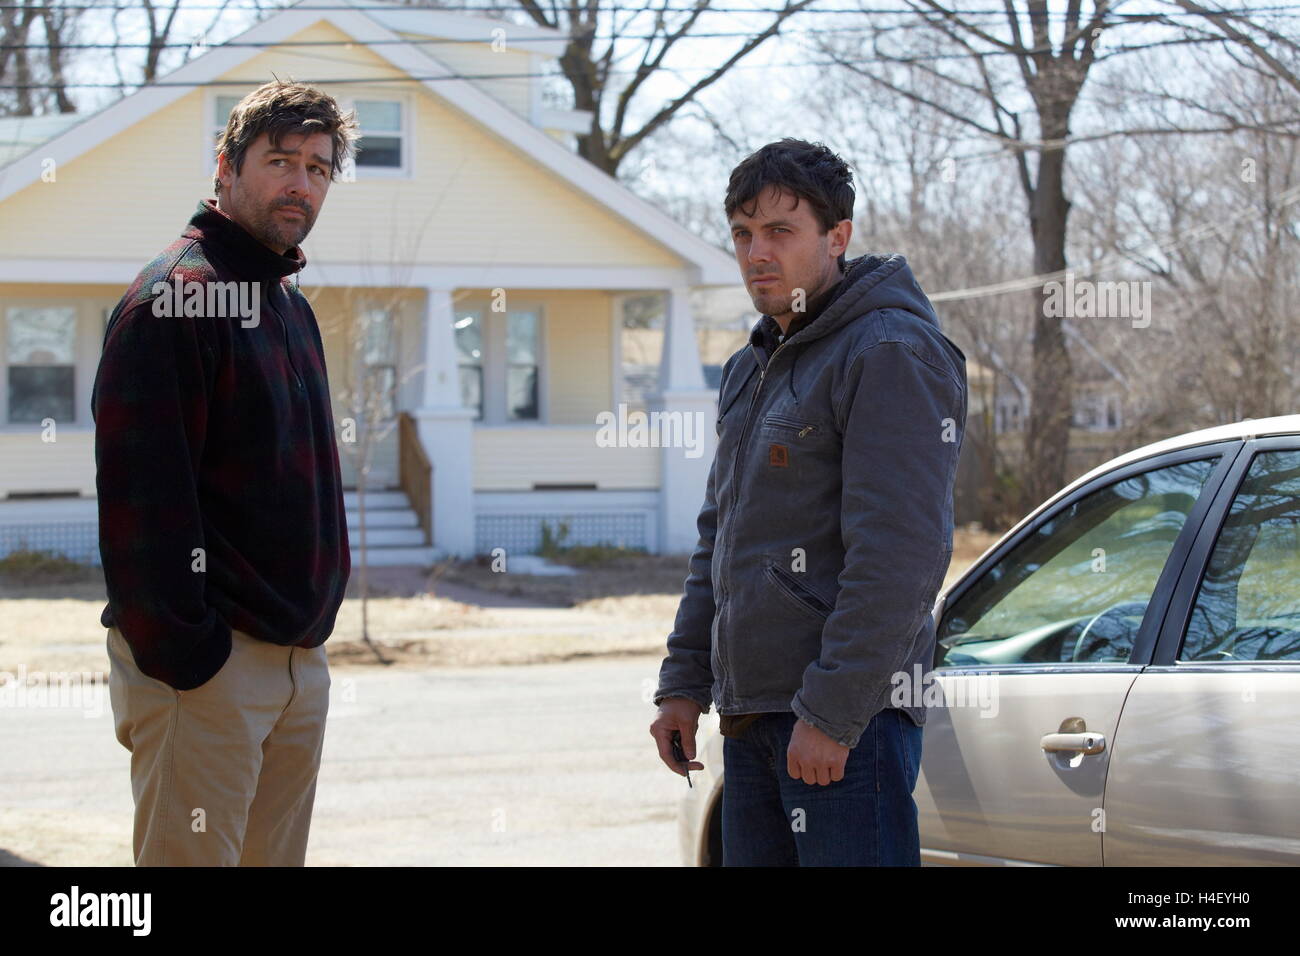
[92,198,351,690]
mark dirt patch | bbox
[434,552,692,608]
[0,529,1007,675]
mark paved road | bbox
[0,655,714,866]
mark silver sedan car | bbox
[677,414,1300,865]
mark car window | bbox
[938,457,1220,666]
[1180,449,1300,663]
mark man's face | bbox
[729,183,850,326]
[216,130,334,254]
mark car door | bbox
[1104,435,1300,865]
[915,441,1242,866]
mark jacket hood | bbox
[786,253,940,347]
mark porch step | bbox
[352,546,446,567]
[343,490,409,510]
[343,487,432,566]
[350,526,426,547]
[346,509,417,529]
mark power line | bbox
[0,24,1268,50]
[0,36,1239,90]
[930,180,1300,302]
[4,1,1300,16]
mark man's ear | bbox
[216,151,232,193]
[833,218,853,258]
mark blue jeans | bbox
[721,708,923,866]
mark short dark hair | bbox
[214,79,359,196]
[724,138,855,272]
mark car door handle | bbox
[1041,732,1106,755]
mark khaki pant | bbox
[107,625,330,866]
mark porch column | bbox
[647,284,717,554]
[412,287,476,557]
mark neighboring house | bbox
[0,0,738,565]
[985,322,1128,437]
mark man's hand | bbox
[650,698,706,777]
[787,717,850,786]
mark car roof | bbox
[977,413,1300,567]
[1063,413,1300,498]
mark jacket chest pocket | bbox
[762,412,823,439]
[757,410,838,471]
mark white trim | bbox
[365,2,569,59]
[528,51,545,124]
[536,107,593,134]
[0,0,739,286]
[609,292,624,411]
[0,259,704,290]
[419,286,460,409]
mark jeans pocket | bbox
[895,710,922,789]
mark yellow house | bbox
[0,0,739,563]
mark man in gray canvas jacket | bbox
[650,138,968,866]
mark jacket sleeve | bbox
[790,339,965,747]
[652,351,740,713]
[92,296,232,690]
[653,453,719,712]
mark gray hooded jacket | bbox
[653,253,968,748]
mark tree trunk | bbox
[1025,113,1075,507]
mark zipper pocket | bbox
[766,563,835,617]
[763,413,819,438]
[271,296,305,391]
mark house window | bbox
[6,306,76,424]
[505,311,538,421]
[619,292,664,412]
[1073,393,1121,432]
[454,310,484,421]
[454,307,542,423]
[210,93,244,172]
[208,93,407,178]
[354,99,404,170]
[360,308,397,421]
[995,396,1024,434]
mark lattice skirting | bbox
[474,512,648,556]
[0,522,100,565]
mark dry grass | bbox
[0,527,1009,674]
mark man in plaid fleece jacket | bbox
[93,80,357,866]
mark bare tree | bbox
[101,0,241,93]
[814,1,1189,504]
[302,167,467,663]
[0,0,86,116]
[36,1,78,113]
[1168,0,1300,95]
[1073,62,1300,430]
[395,0,822,175]
[0,0,39,115]
[330,290,409,666]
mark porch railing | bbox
[398,411,433,545]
